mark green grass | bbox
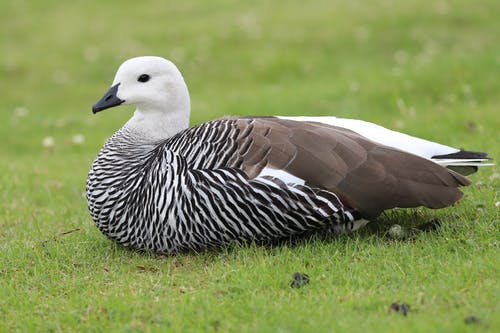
[1,0,499,331]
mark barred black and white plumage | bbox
[87,56,490,253]
[87,119,361,252]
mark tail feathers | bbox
[432,149,490,160]
[431,150,493,176]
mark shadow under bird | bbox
[87,56,491,253]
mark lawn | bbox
[1,0,498,332]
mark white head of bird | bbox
[93,56,191,141]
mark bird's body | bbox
[87,56,490,253]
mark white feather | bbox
[432,159,493,167]
[257,167,305,185]
[278,116,459,160]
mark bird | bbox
[87,56,491,253]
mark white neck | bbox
[124,106,190,143]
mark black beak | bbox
[92,83,125,113]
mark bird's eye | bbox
[137,74,150,83]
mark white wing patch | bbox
[432,159,494,167]
[278,116,459,160]
[257,167,305,185]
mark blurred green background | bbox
[1,0,498,332]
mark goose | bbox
[87,56,490,253]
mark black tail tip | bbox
[432,149,490,160]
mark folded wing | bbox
[231,117,470,217]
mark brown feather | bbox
[230,117,471,217]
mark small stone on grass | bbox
[389,302,410,316]
[464,315,488,327]
[388,224,407,239]
[290,272,309,288]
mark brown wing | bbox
[227,116,470,218]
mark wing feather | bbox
[232,117,470,217]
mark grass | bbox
[1,0,498,331]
